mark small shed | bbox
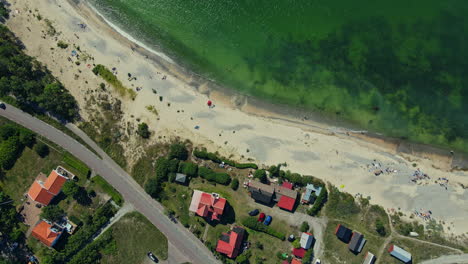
[175,173,187,184]
[388,244,412,263]
[348,231,366,253]
[335,224,352,243]
[363,252,376,264]
[300,232,314,250]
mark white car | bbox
[315,259,321,264]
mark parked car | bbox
[147,252,158,263]
[0,102,5,109]
[257,213,265,222]
[315,259,321,264]
[263,215,272,225]
[248,209,259,216]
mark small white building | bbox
[300,232,314,250]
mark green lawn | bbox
[379,237,460,263]
[101,212,168,263]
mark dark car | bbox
[0,102,5,109]
[147,252,158,263]
[248,209,259,216]
[257,212,265,222]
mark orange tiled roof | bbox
[43,170,67,195]
[31,221,61,247]
[27,181,55,205]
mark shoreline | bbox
[79,0,468,167]
[6,0,468,235]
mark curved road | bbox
[0,104,219,264]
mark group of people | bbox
[410,168,430,183]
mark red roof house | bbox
[277,195,296,211]
[291,259,302,264]
[27,169,69,205]
[189,190,227,221]
[292,247,306,258]
[31,221,62,247]
[216,226,245,258]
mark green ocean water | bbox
[89,0,468,152]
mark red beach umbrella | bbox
[207,100,212,107]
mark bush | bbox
[193,148,258,169]
[178,161,198,177]
[241,217,285,240]
[18,128,35,147]
[62,181,79,197]
[167,159,180,173]
[145,178,163,199]
[57,40,69,49]
[323,186,358,218]
[376,218,386,236]
[198,167,231,185]
[300,221,310,232]
[68,215,82,226]
[41,205,65,222]
[230,178,239,190]
[292,239,301,249]
[155,157,170,180]
[303,249,314,264]
[137,123,150,138]
[34,142,49,157]
[254,169,267,183]
[307,187,328,216]
[169,143,188,160]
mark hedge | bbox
[307,187,328,216]
[193,148,257,169]
[198,167,231,185]
[63,152,91,177]
[178,161,198,177]
[241,217,285,240]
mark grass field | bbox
[101,212,168,263]
[63,152,90,177]
[90,175,124,205]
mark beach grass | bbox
[92,64,137,100]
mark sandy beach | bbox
[5,0,468,236]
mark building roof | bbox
[248,181,274,204]
[175,173,187,183]
[31,221,62,247]
[303,184,322,202]
[335,224,352,243]
[348,232,365,253]
[291,259,302,264]
[277,195,296,211]
[216,226,245,258]
[27,181,55,205]
[300,232,314,250]
[274,185,298,200]
[292,247,306,258]
[363,252,376,264]
[43,170,67,195]
[388,245,412,263]
[189,190,226,221]
[282,181,293,189]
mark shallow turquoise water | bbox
[89,0,468,151]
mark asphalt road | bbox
[0,104,219,264]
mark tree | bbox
[235,251,251,264]
[0,192,19,239]
[74,187,92,206]
[34,142,49,157]
[38,83,78,121]
[18,128,35,147]
[0,136,21,169]
[292,239,301,249]
[168,143,188,160]
[62,181,79,197]
[145,178,162,199]
[300,221,310,232]
[0,2,9,19]
[303,249,314,264]
[40,205,65,222]
[230,178,239,190]
[0,124,18,140]
[137,123,150,138]
[179,161,198,177]
[254,169,267,183]
[375,218,386,236]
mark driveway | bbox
[0,104,219,264]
